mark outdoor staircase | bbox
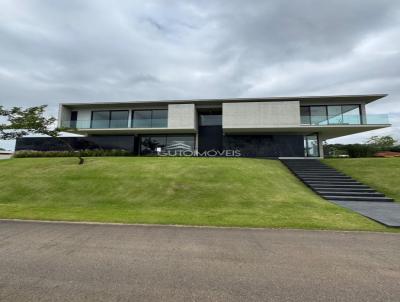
[280,159,400,227]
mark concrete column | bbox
[318,134,324,158]
[360,103,367,124]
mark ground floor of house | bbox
[15,131,321,158]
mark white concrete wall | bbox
[223,101,300,129]
[58,105,71,127]
[76,109,92,128]
[167,104,196,129]
[0,154,12,160]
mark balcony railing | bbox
[61,119,168,129]
[300,114,390,126]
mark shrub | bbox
[390,145,400,152]
[14,149,133,158]
[345,144,379,158]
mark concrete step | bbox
[285,165,327,168]
[313,187,375,192]
[305,180,361,185]
[298,175,348,178]
[317,191,385,197]
[300,177,353,181]
[292,170,338,173]
[325,195,394,202]
[295,171,345,175]
[312,184,369,189]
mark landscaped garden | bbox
[323,157,400,202]
[0,157,397,231]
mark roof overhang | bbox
[60,94,387,108]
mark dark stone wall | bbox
[198,126,223,152]
[15,136,137,154]
[16,134,305,157]
[223,134,304,157]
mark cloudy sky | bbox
[1,0,399,150]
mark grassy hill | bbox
[323,158,400,202]
[0,157,394,231]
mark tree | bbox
[0,105,84,164]
[0,147,5,151]
[366,135,396,149]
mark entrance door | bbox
[304,134,319,157]
[197,112,223,153]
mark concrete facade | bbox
[222,101,300,129]
[167,104,196,130]
[49,95,391,158]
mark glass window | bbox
[140,135,194,155]
[151,110,168,128]
[300,106,311,125]
[166,136,195,152]
[199,114,222,126]
[310,106,328,125]
[132,110,168,128]
[140,136,167,155]
[304,134,319,157]
[133,111,152,128]
[110,111,129,128]
[91,111,110,128]
[327,106,342,124]
[342,105,360,124]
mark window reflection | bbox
[301,105,361,125]
[140,135,195,155]
[304,134,319,157]
[132,110,167,128]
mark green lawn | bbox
[0,157,395,231]
[323,158,400,202]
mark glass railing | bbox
[61,119,168,129]
[132,118,168,128]
[300,114,390,125]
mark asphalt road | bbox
[1,221,399,302]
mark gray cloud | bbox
[1,0,400,150]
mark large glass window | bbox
[133,111,152,128]
[110,111,129,128]
[166,136,195,152]
[304,134,319,157]
[91,111,110,128]
[342,105,361,124]
[151,110,168,127]
[140,135,195,155]
[300,107,311,124]
[327,106,342,124]
[91,110,129,128]
[199,114,222,126]
[140,136,167,155]
[301,105,361,125]
[310,106,328,125]
[132,110,167,128]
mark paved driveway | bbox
[1,221,400,302]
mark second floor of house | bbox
[58,94,391,139]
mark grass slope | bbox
[323,158,400,202]
[0,157,392,231]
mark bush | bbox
[390,145,400,152]
[14,149,133,158]
[323,143,381,158]
[344,144,379,158]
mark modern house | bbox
[16,94,391,157]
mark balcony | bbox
[61,119,168,129]
[300,114,390,126]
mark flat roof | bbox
[60,94,387,108]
